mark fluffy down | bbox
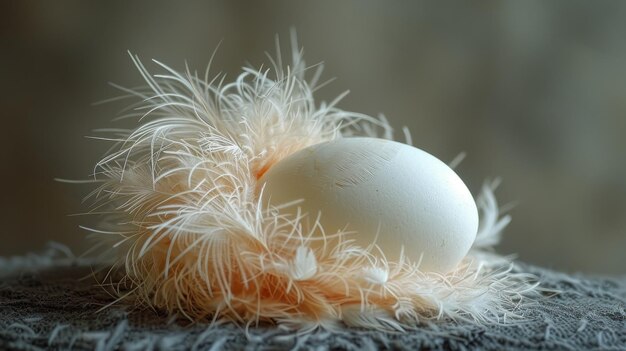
[82,37,539,331]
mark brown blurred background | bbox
[1,1,625,274]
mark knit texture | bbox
[1,244,624,351]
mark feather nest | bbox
[82,36,540,331]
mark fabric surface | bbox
[0,245,624,351]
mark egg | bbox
[258,137,479,273]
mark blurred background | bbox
[1,1,625,274]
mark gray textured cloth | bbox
[0,245,624,351]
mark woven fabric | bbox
[0,245,624,351]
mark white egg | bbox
[259,137,479,273]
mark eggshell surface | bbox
[259,137,479,273]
